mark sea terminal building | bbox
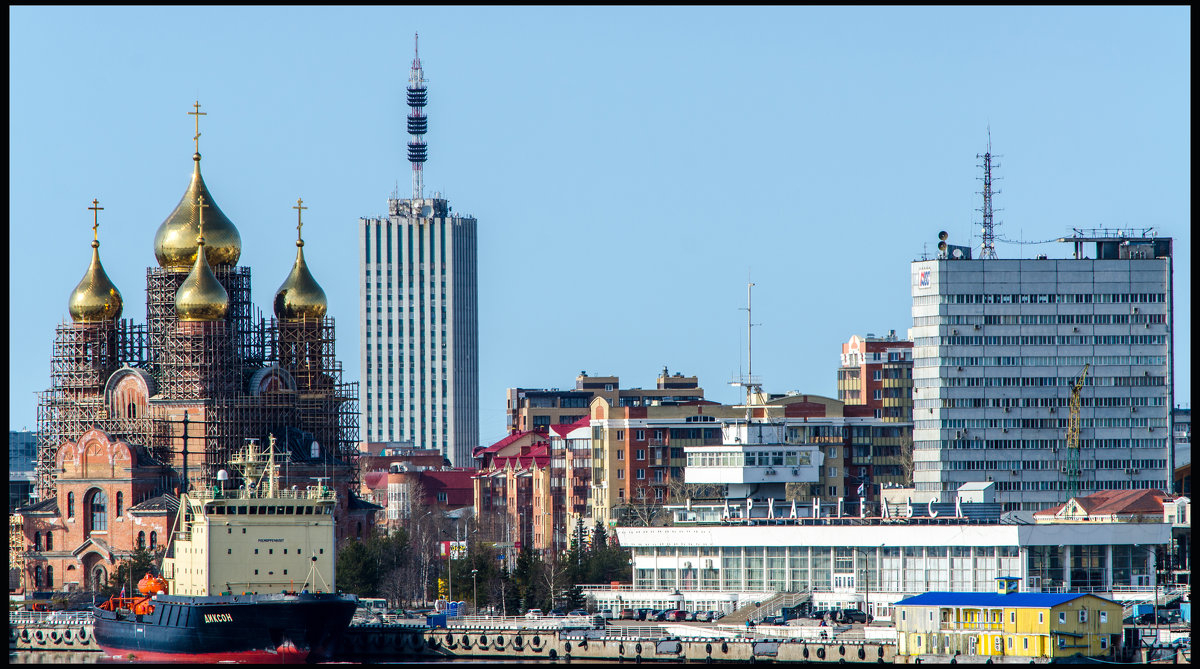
[599,498,1171,621]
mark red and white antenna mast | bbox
[406,32,428,200]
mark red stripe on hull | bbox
[98,644,309,664]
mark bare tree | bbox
[897,435,914,486]
[665,479,726,503]
[614,492,670,528]
[539,554,568,611]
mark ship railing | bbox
[187,486,336,502]
[10,610,95,626]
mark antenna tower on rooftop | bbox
[407,32,428,200]
[977,127,1002,259]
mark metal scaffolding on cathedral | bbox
[34,105,360,512]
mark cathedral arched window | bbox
[33,532,41,552]
[45,566,53,588]
[137,531,145,549]
[116,492,123,517]
[126,401,137,419]
[34,566,43,589]
[67,492,75,519]
[149,531,158,550]
[45,532,52,551]
[85,488,107,536]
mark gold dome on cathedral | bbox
[274,239,328,321]
[175,231,229,322]
[274,200,327,321]
[69,238,123,323]
[153,153,242,269]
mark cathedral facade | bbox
[17,110,378,595]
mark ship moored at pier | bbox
[91,436,357,662]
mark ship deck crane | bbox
[1065,364,1089,501]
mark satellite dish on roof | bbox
[311,441,320,459]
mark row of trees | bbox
[336,519,632,614]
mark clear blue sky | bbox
[9,6,1191,443]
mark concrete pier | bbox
[9,612,99,653]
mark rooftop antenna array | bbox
[407,32,429,200]
[977,127,1002,259]
[729,279,762,421]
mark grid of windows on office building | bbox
[630,544,1154,593]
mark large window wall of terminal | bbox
[631,545,1153,593]
[633,545,1018,593]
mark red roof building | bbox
[1034,489,1171,523]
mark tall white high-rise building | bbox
[910,230,1175,511]
[358,35,479,465]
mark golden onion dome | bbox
[153,153,242,269]
[274,199,327,321]
[69,237,123,323]
[274,241,328,321]
[175,200,229,322]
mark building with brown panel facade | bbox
[836,331,914,422]
[506,368,704,433]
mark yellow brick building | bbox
[894,578,1123,659]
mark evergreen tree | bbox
[591,520,609,552]
[336,538,379,597]
[99,547,161,599]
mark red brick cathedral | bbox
[17,106,377,595]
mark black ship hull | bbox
[92,592,357,663]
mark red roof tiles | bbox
[1035,488,1168,518]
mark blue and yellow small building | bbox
[894,577,1122,659]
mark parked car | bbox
[547,609,567,617]
[836,609,872,624]
[1136,612,1169,625]
[809,609,833,620]
[709,610,726,621]
[568,608,589,617]
[525,609,544,619]
[619,608,636,620]
[759,615,784,626]
[697,611,716,622]
[636,608,654,621]
[684,611,698,621]
[666,610,688,622]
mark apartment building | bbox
[837,331,914,422]
[506,369,704,433]
[472,431,548,550]
[588,392,914,527]
[910,230,1175,511]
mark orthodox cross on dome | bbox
[194,195,209,243]
[189,100,206,154]
[293,197,307,243]
[87,198,104,243]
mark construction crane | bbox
[1065,364,1090,502]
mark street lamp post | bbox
[851,545,880,625]
[448,519,455,609]
[471,569,479,615]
